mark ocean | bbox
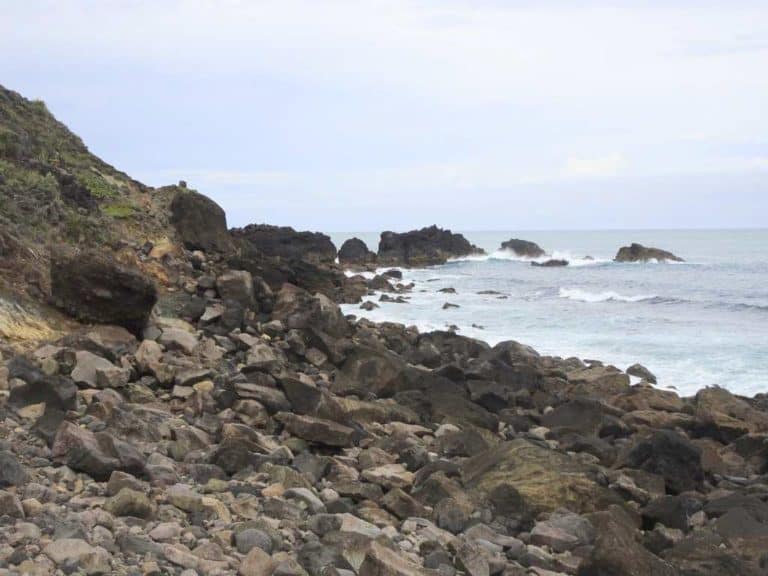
[330,229,768,397]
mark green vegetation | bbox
[79,170,118,199]
[103,202,136,219]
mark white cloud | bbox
[564,153,626,178]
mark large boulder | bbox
[499,238,545,258]
[614,243,683,263]
[50,249,157,336]
[338,238,376,268]
[691,386,768,443]
[578,506,678,576]
[461,439,624,518]
[377,226,484,267]
[232,224,337,265]
[169,188,231,252]
[626,430,704,494]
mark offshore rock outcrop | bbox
[377,225,484,267]
[615,243,684,263]
[500,238,546,258]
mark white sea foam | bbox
[450,249,609,267]
[558,287,658,303]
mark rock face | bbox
[232,224,337,265]
[377,226,484,267]
[50,249,157,335]
[338,238,377,268]
[614,243,684,263]
[499,238,546,258]
[169,188,232,252]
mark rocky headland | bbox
[1,85,767,576]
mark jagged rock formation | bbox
[377,225,484,267]
[615,243,684,263]
[232,224,337,265]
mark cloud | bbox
[564,154,626,178]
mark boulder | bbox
[275,412,356,447]
[216,270,255,309]
[338,238,377,267]
[377,225,484,267]
[578,506,678,576]
[232,223,337,264]
[692,386,768,443]
[462,439,624,518]
[500,238,545,258]
[169,188,231,252]
[7,356,77,412]
[626,430,703,494]
[614,243,683,263]
[627,363,657,383]
[50,249,157,336]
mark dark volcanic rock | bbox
[7,356,78,412]
[50,249,157,336]
[531,259,568,267]
[615,243,684,263]
[169,188,231,252]
[500,238,546,258]
[338,238,376,268]
[626,430,704,494]
[232,224,337,265]
[377,225,484,267]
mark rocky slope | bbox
[1,86,768,576]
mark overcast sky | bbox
[2,1,767,231]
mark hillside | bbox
[0,85,183,298]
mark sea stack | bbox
[615,243,684,263]
[500,238,546,258]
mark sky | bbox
[2,0,767,231]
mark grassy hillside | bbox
[0,85,178,297]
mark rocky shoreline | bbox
[1,85,766,576]
[2,195,768,576]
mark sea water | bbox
[331,229,768,397]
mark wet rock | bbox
[627,363,657,384]
[614,243,683,263]
[378,226,484,267]
[499,239,545,258]
[531,259,568,267]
